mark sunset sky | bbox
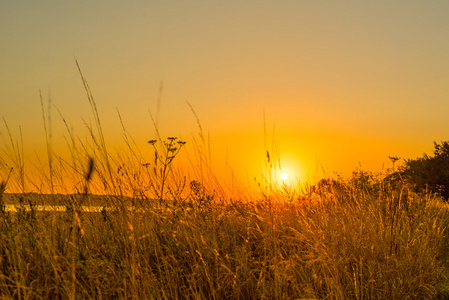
[2,1,449,187]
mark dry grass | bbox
[1,171,449,299]
[1,72,449,299]
[1,127,449,299]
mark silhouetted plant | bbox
[148,137,186,202]
[349,169,379,194]
[0,168,13,217]
[315,178,347,194]
[389,156,401,172]
[400,141,449,200]
[189,180,214,207]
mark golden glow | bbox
[280,172,289,181]
[1,2,445,191]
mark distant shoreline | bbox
[0,193,139,206]
[1,193,172,213]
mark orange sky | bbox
[2,1,449,191]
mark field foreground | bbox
[1,175,449,300]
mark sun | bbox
[280,172,289,181]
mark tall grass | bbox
[1,167,449,298]
[1,74,449,298]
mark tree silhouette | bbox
[400,141,449,200]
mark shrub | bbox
[400,141,449,199]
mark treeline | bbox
[310,141,449,201]
[399,141,449,200]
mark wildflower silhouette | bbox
[148,137,186,202]
[388,156,401,172]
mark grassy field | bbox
[0,170,449,299]
[1,160,449,299]
[1,78,449,299]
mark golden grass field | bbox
[1,79,449,299]
[1,171,449,299]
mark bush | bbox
[400,141,449,199]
